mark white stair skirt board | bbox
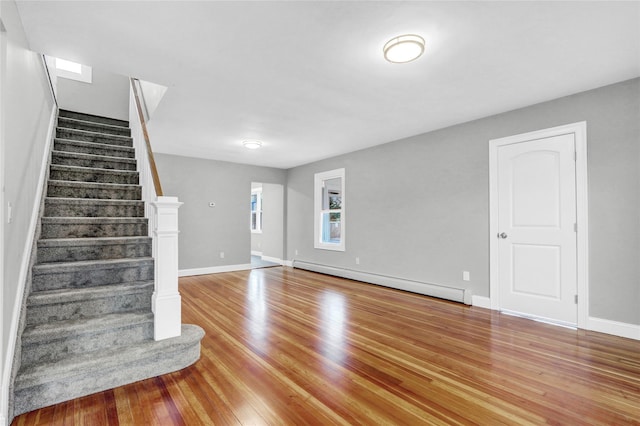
[179,264,253,277]
[293,261,471,305]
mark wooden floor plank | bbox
[12,267,640,425]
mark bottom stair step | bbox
[13,324,204,416]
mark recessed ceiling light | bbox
[383,34,425,63]
[243,140,262,150]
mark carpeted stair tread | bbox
[51,150,137,171]
[47,180,142,200]
[44,198,145,218]
[37,236,152,263]
[33,257,154,274]
[26,281,154,326]
[59,109,129,128]
[28,281,154,306]
[56,127,133,148]
[40,216,148,239]
[13,325,203,416]
[58,117,131,137]
[54,138,135,158]
[21,311,153,344]
[49,164,139,185]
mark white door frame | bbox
[489,122,589,329]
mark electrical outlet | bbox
[7,202,12,224]
[463,271,470,281]
[355,257,360,265]
[295,249,299,256]
[219,252,225,259]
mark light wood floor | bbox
[13,267,640,425]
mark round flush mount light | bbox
[383,34,425,63]
[242,140,262,150]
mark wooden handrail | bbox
[130,77,164,196]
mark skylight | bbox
[55,58,82,74]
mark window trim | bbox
[314,168,345,251]
[250,188,263,233]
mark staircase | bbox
[12,109,204,416]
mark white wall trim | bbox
[261,256,283,265]
[488,121,588,328]
[587,317,640,341]
[283,260,294,267]
[251,250,262,256]
[471,295,492,309]
[1,104,56,425]
[179,264,253,277]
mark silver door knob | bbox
[498,232,508,239]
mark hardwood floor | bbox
[13,267,640,425]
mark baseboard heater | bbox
[292,260,472,305]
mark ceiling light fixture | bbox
[243,140,262,150]
[383,34,425,63]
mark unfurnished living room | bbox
[1,1,639,425]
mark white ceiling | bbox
[15,1,640,169]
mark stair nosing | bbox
[50,164,138,174]
[56,126,132,141]
[28,281,154,305]
[52,150,137,164]
[48,179,141,190]
[45,197,144,205]
[38,236,151,245]
[54,138,135,152]
[58,110,129,128]
[41,216,147,222]
[57,117,131,131]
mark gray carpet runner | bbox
[12,109,204,417]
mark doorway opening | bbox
[250,182,284,269]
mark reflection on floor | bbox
[251,255,279,269]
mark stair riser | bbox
[56,128,133,148]
[38,242,152,263]
[13,332,201,417]
[49,168,139,185]
[41,222,148,239]
[47,183,141,200]
[59,110,129,128]
[44,200,145,218]
[32,263,154,292]
[27,291,153,326]
[51,152,137,171]
[54,140,135,159]
[58,119,131,137]
[21,321,153,366]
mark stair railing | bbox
[129,77,182,341]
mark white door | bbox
[496,133,578,325]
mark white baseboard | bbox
[283,260,294,267]
[1,104,56,425]
[261,256,283,265]
[179,264,253,277]
[471,295,492,309]
[587,317,640,340]
[250,251,262,256]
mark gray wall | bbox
[1,0,55,377]
[262,183,284,260]
[286,78,640,325]
[154,154,286,270]
[251,232,262,253]
[57,67,129,121]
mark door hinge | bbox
[574,223,577,232]
[574,294,578,304]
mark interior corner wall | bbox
[286,78,640,326]
[1,0,54,402]
[154,154,286,270]
[56,67,129,121]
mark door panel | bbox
[497,134,577,324]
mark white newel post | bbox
[151,196,183,341]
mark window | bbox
[314,168,345,251]
[54,57,92,83]
[251,188,262,233]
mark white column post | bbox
[151,196,183,341]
